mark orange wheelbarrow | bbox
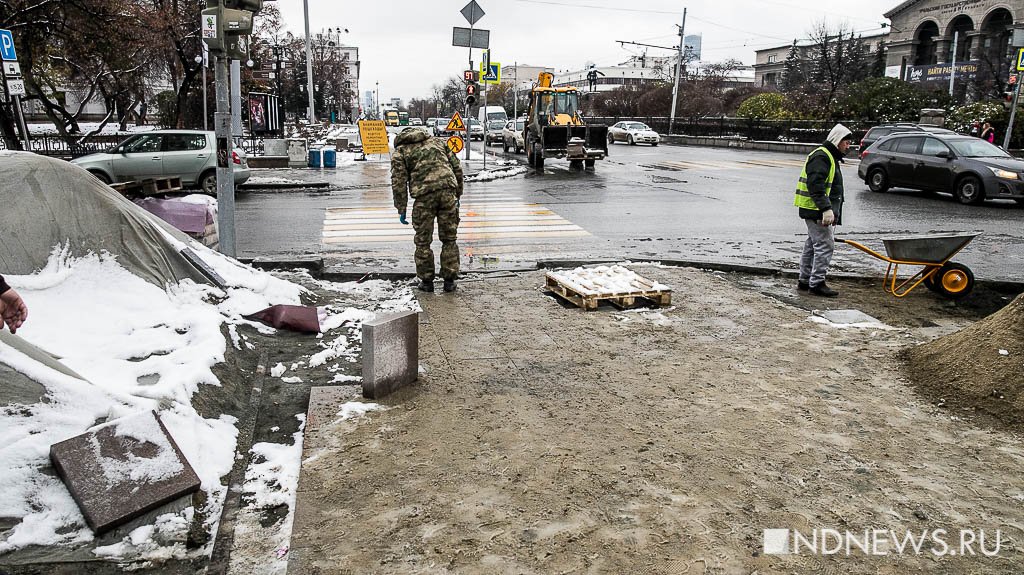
[839,234,979,299]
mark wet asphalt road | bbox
[235,140,1024,282]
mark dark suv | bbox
[859,124,954,157]
[858,132,1024,205]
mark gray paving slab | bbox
[361,310,419,399]
[49,410,201,534]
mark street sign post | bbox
[6,78,24,96]
[446,135,465,155]
[461,0,485,25]
[0,29,16,61]
[479,62,500,84]
[446,111,466,132]
[1005,48,1024,149]
[3,61,19,76]
[452,27,489,49]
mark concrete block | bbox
[264,138,287,156]
[813,309,883,326]
[49,410,201,534]
[361,310,419,399]
[286,139,308,168]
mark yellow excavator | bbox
[524,72,608,173]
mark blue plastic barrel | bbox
[307,148,322,168]
[322,147,337,168]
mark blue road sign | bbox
[1017,47,1024,72]
[0,29,16,62]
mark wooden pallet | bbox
[544,271,672,311]
[110,176,183,198]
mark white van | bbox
[478,106,508,125]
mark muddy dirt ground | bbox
[289,266,1024,574]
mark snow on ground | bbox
[27,122,159,136]
[547,265,671,296]
[244,176,310,186]
[466,165,528,182]
[0,243,302,557]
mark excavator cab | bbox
[524,73,608,172]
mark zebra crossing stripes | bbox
[321,200,589,245]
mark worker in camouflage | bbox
[391,127,464,293]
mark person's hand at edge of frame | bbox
[0,288,29,334]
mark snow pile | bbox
[0,243,302,555]
[243,415,305,514]
[244,176,309,186]
[336,401,386,422]
[27,122,159,136]
[547,265,671,296]
[466,165,529,182]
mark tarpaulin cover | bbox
[133,197,213,234]
[243,305,321,333]
[0,152,211,287]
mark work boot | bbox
[443,279,457,293]
[418,280,434,293]
[809,283,839,298]
[797,280,810,291]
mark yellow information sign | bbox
[1017,48,1024,71]
[446,135,465,155]
[446,111,466,132]
[358,120,390,155]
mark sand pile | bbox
[904,293,1024,428]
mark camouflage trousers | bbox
[412,187,460,281]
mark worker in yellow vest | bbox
[793,124,853,298]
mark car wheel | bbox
[651,142,658,147]
[954,175,984,205]
[628,135,636,145]
[200,170,217,196]
[526,140,535,167]
[867,168,889,193]
[503,141,509,153]
[1015,198,1024,206]
[607,133,615,145]
[585,159,596,170]
[534,143,544,173]
[88,170,111,185]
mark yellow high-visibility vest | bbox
[793,146,835,211]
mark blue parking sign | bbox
[0,29,15,62]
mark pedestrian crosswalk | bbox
[321,191,589,248]
[643,158,808,171]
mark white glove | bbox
[820,209,835,226]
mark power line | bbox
[510,0,677,15]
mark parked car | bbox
[859,123,954,156]
[410,117,423,126]
[434,117,452,137]
[607,121,659,146]
[484,120,505,145]
[502,118,526,153]
[467,118,484,141]
[858,132,1024,205]
[71,130,250,195]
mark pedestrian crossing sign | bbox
[479,62,501,85]
[1017,48,1024,71]
[446,111,466,132]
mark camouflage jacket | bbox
[391,129,464,213]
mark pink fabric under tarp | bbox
[133,198,213,234]
[244,305,322,333]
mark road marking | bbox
[321,198,589,247]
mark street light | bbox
[375,81,379,120]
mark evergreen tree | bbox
[781,41,806,92]
[844,34,870,84]
[871,41,887,78]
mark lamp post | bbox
[303,0,315,122]
[375,81,379,119]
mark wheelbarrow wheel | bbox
[934,262,974,299]
[923,270,942,293]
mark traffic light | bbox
[463,70,478,83]
[465,82,478,106]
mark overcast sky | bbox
[271,0,898,105]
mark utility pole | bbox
[669,7,687,136]
[303,0,315,122]
[465,22,473,160]
[202,0,261,257]
[948,30,958,96]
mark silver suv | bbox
[71,130,250,194]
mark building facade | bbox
[883,0,1023,85]
[753,33,889,88]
